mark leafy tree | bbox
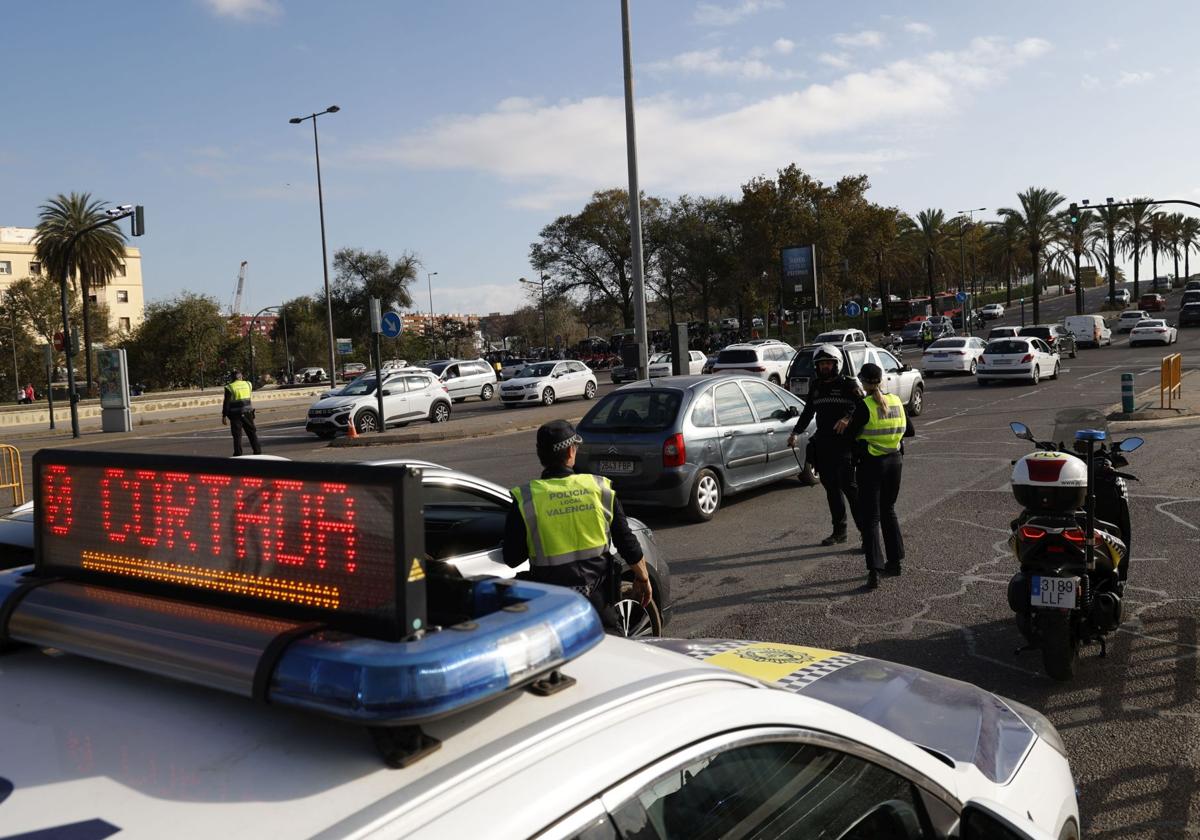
[1092,204,1125,304]
[330,248,419,353]
[121,293,228,389]
[1119,198,1153,299]
[34,192,128,397]
[998,187,1064,323]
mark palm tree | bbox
[1119,199,1153,300]
[985,215,1024,306]
[902,208,953,314]
[1147,211,1172,292]
[1181,216,1200,280]
[1092,204,1125,305]
[1051,209,1102,315]
[1165,212,1186,289]
[998,187,1064,323]
[35,193,127,397]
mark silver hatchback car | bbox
[574,375,818,522]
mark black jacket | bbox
[503,466,643,593]
[793,374,864,448]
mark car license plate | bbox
[935,353,947,359]
[597,459,635,475]
[993,359,1012,365]
[1031,576,1077,609]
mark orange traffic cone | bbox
[346,421,359,439]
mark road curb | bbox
[328,416,585,448]
[1106,369,1196,422]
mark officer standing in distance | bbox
[222,370,262,457]
[920,319,934,350]
[847,362,914,589]
[787,344,864,546]
[504,420,652,632]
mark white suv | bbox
[305,369,452,437]
[500,359,598,407]
[710,340,796,385]
[813,329,866,344]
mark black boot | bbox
[821,531,848,546]
[867,570,880,590]
[883,562,902,577]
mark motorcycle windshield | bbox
[1049,407,1109,451]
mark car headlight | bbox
[525,383,539,389]
[997,695,1068,759]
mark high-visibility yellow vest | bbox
[511,474,614,569]
[225,379,252,413]
[857,393,906,456]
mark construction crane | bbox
[230,261,248,316]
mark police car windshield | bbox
[580,390,683,432]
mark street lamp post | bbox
[426,271,438,359]
[289,105,340,391]
[956,208,985,336]
[620,0,649,380]
[519,275,549,355]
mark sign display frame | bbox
[32,450,426,641]
[781,244,819,310]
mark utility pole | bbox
[620,0,649,380]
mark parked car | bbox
[1106,289,1131,307]
[977,337,1059,386]
[980,303,1005,320]
[1117,309,1150,332]
[921,337,987,376]
[500,360,598,407]
[1180,302,1200,327]
[339,362,367,379]
[709,340,795,385]
[1139,293,1166,312]
[498,358,530,380]
[988,326,1020,340]
[648,350,707,377]
[720,317,740,330]
[428,358,498,403]
[1063,314,1112,348]
[575,375,816,522]
[787,341,924,416]
[1019,324,1077,358]
[813,329,866,344]
[305,369,451,437]
[296,366,328,384]
[1129,318,1178,346]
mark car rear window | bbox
[1018,327,1051,339]
[986,340,1029,354]
[929,339,965,348]
[716,349,759,364]
[1183,303,1200,311]
[579,390,683,433]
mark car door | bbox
[873,349,910,403]
[713,381,767,490]
[402,374,435,418]
[689,351,705,375]
[1033,339,1053,375]
[380,374,409,424]
[441,364,467,400]
[563,361,586,396]
[740,379,800,480]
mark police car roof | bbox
[0,635,766,839]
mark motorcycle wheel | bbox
[1040,612,1078,681]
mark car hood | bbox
[644,638,1037,785]
[504,376,550,386]
[309,396,358,410]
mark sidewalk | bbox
[1107,369,1196,422]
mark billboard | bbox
[781,245,818,309]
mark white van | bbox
[1064,314,1112,348]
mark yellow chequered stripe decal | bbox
[702,643,847,683]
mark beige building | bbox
[0,226,146,336]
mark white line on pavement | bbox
[1076,365,1121,381]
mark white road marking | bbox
[1076,365,1121,381]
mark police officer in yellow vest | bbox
[504,420,652,630]
[846,363,914,589]
[222,370,262,457]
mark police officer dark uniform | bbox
[503,420,652,631]
[787,344,865,546]
[847,362,914,589]
[222,370,262,457]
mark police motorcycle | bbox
[1006,414,1143,681]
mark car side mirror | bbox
[900,364,911,372]
[380,389,392,396]
[788,405,800,418]
[1009,421,1034,441]
[1117,436,1144,452]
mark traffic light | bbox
[1068,203,1080,224]
[131,205,145,237]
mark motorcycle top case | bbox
[1011,451,1087,512]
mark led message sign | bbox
[33,451,426,639]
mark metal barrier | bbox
[1161,353,1182,409]
[0,444,24,507]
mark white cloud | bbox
[203,0,281,21]
[432,283,526,316]
[647,47,800,81]
[1081,74,1101,90]
[773,38,795,55]
[818,52,852,70]
[834,30,885,49]
[359,36,1053,210]
[693,0,782,26]
[904,22,934,38]
[1117,70,1154,87]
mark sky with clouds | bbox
[2,1,1197,316]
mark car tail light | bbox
[1020,525,1047,540]
[663,433,686,468]
[1021,354,1034,363]
[746,366,766,372]
[1154,328,1166,333]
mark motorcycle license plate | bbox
[1031,576,1078,609]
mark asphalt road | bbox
[7,287,1196,837]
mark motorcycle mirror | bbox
[1009,421,1034,441]
[1117,437,1144,453]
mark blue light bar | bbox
[1075,429,1107,442]
[269,579,603,723]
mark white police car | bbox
[0,451,1077,839]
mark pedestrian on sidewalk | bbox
[787,344,864,546]
[848,362,915,590]
[24,383,33,403]
[222,369,262,457]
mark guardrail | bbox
[0,444,24,506]
[1161,353,1182,408]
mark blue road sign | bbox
[845,301,861,318]
[956,291,967,303]
[380,311,403,338]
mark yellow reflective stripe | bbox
[513,484,547,565]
